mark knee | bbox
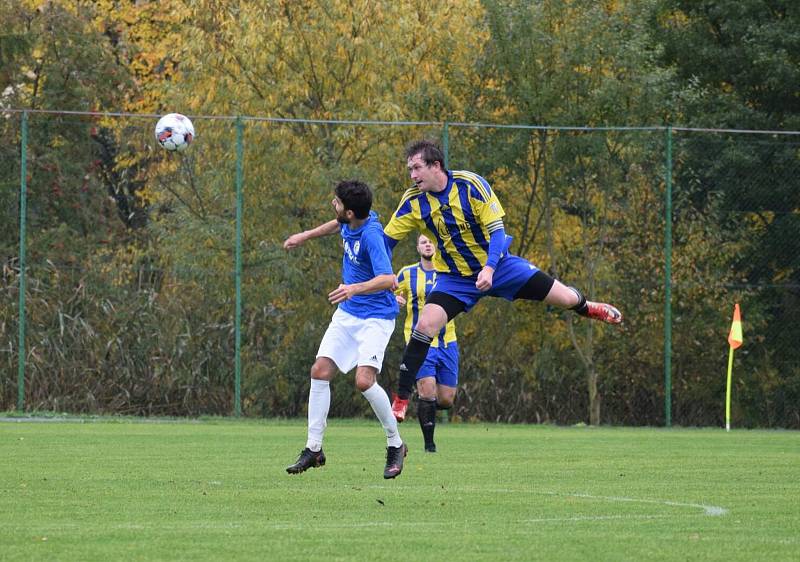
[416,315,443,337]
[310,360,334,381]
[416,378,437,400]
[436,388,457,408]
[416,304,448,337]
[355,369,377,392]
[543,281,581,308]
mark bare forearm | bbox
[306,220,339,239]
[352,274,396,295]
[284,220,339,249]
[328,274,396,304]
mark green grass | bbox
[1,418,799,561]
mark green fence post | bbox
[17,111,28,412]
[234,117,244,417]
[664,126,673,427]
[442,121,449,169]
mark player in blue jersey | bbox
[282,180,407,479]
[385,140,623,421]
[395,234,459,453]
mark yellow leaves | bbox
[659,8,690,30]
[373,101,405,121]
[136,185,156,207]
[92,241,152,289]
[178,0,485,122]
[114,153,139,170]
[79,0,189,113]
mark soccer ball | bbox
[155,113,195,152]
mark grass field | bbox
[1,417,798,561]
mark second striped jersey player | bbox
[395,234,459,452]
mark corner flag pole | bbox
[725,304,743,431]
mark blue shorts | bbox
[417,342,459,388]
[432,254,539,312]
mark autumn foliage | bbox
[2,0,798,427]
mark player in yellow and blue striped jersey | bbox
[395,234,458,453]
[385,140,623,421]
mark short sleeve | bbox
[363,228,394,276]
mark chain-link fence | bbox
[2,111,798,427]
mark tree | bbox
[152,0,487,415]
[652,0,800,425]
[475,0,672,424]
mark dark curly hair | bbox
[334,180,373,219]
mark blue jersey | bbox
[339,211,399,320]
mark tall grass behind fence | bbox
[2,111,799,427]
[1,115,22,405]
[236,119,437,418]
[3,113,240,414]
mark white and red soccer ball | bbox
[155,113,195,152]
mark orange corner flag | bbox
[728,303,743,349]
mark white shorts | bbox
[317,308,395,373]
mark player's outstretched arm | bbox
[283,219,339,250]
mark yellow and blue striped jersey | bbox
[395,262,457,348]
[385,171,505,276]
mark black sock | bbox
[417,398,437,447]
[397,330,432,399]
[569,287,589,316]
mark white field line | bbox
[3,520,660,533]
[557,492,728,517]
[229,515,671,531]
[1,487,724,534]
[366,485,729,517]
[521,514,668,523]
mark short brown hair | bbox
[405,139,446,171]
